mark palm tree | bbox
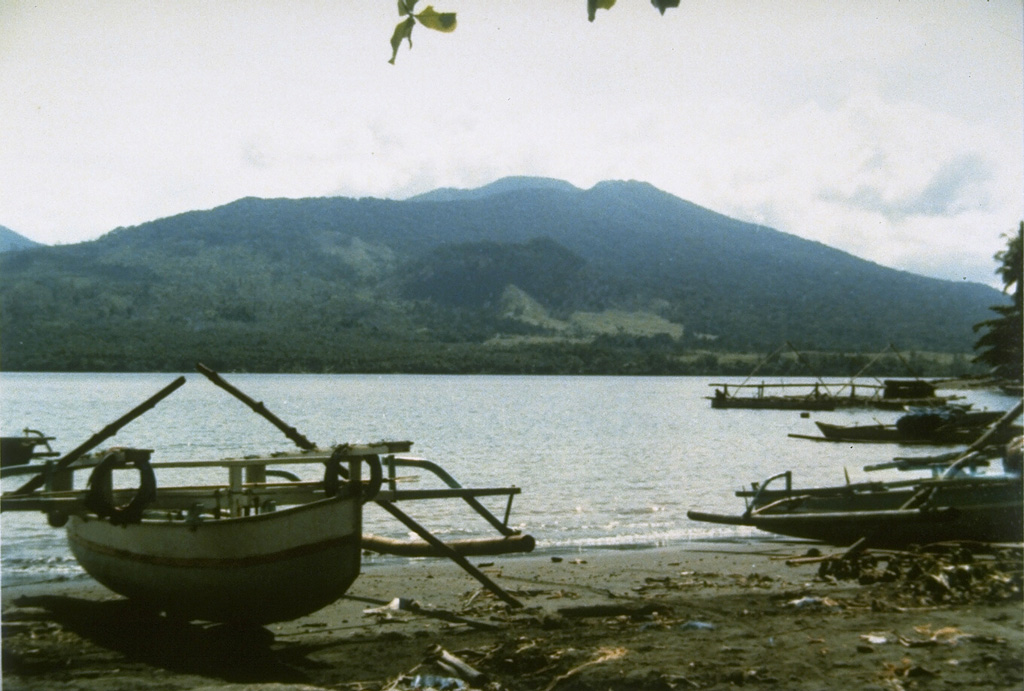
[973,222,1023,383]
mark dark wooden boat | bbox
[801,420,1017,447]
[789,409,1012,445]
[0,429,58,467]
[687,469,1022,547]
[692,403,1024,547]
[710,386,836,410]
[709,379,951,411]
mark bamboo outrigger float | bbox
[1,365,534,624]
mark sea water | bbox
[1,372,1016,587]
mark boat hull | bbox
[67,495,361,624]
[710,396,950,411]
[710,396,836,411]
[812,421,986,445]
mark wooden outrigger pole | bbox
[194,363,525,608]
[195,364,315,450]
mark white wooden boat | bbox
[2,371,533,624]
[6,444,387,623]
[4,441,532,623]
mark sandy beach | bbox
[2,540,1021,690]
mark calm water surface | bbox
[1,373,1016,586]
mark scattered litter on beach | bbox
[785,595,842,611]
[814,542,1023,605]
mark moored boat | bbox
[691,403,1023,547]
[1,369,533,624]
[0,429,59,467]
[789,407,1015,445]
[687,468,1022,547]
[799,418,1018,446]
[63,446,382,624]
[709,379,952,411]
[706,343,956,411]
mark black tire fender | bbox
[324,450,382,503]
[84,449,157,526]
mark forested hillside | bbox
[0,178,1003,374]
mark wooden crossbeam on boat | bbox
[0,480,523,515]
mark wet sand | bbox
[3,541,1022,690]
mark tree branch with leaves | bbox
[389,0,680,63]
[389,1,457,65]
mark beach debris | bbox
[388,674,466,690]
[429,646,489,687]
[365,597,416,617]
[731,573,775,588]
[358,596,500,631]
[540,646,627,691]
[556,602,669,619]
[881,659,940,687]
[382,646,487,690]
[861,631,899,646]
[815,542,1023,605]
[785,595,842,611]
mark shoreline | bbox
[4,539,1022,690]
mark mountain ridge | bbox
[0,225,44,253]
[0,178,1003,373]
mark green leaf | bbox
[415,6,456,33]
[397,0,419,17]
[587,0,616,22]
[388,16,416,64]
[651,0,680,15]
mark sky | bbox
[2,1,1022,287]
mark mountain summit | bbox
[406,176,581,202]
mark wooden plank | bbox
[1,482,523,514]
[0,443,413,478]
